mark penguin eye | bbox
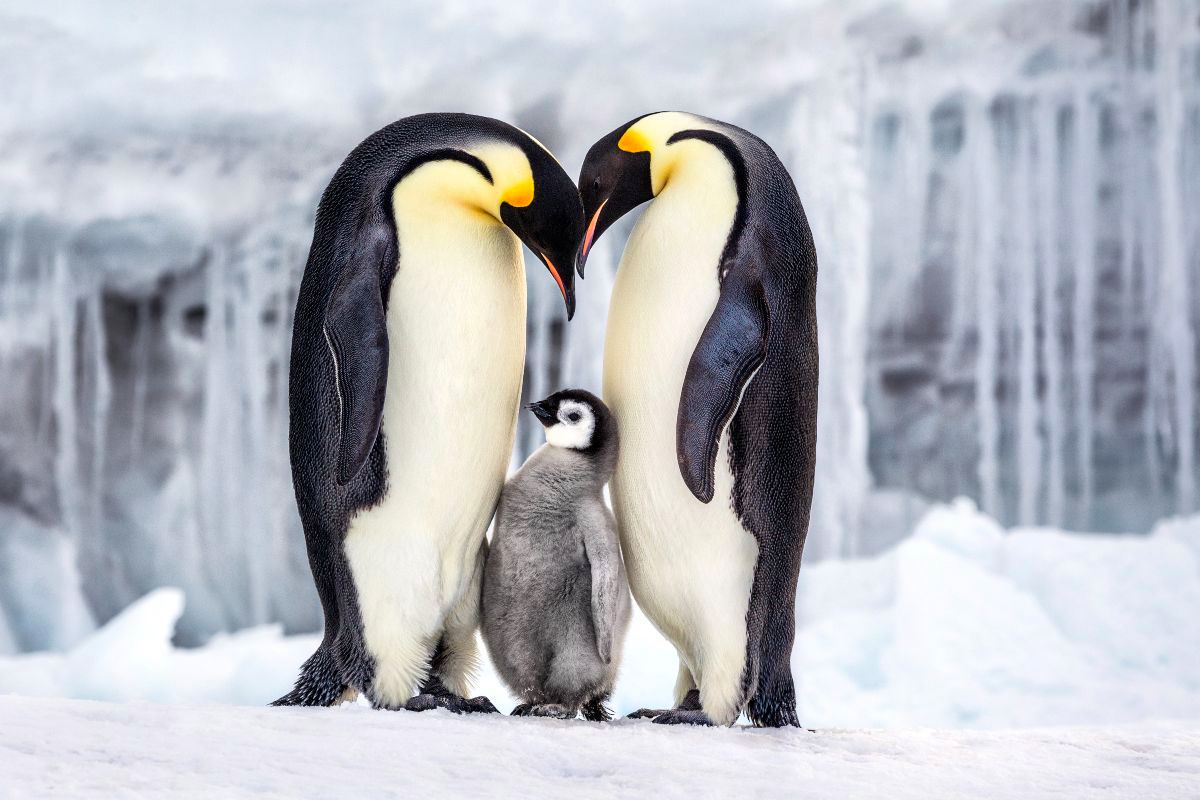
[566,411,582,424]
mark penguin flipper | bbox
[323,235,391,485]
[677,270,768,503]
[583,506,623,664]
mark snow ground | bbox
[1,501,1198,796]
[3,501,1198,731]
[0,696,1196,799]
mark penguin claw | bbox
[403,693,441,713]
[403,692,498,715]
[629,689,704,720]
[627,707,672,720]
[651,709,714,727]
[511,702,574,719]
[530,704,575,719]
[463,695,499,714]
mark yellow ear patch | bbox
[501,177,535,208]
[618,128,651,153]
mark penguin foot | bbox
[627,707,674,720]
[651,709,714,727]
[404,692,498,715]
[627,689,703,721]
[581,697,613,723]
[511,703,575,720]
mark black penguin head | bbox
[576,116,657,277]
[526,389,616,457]
[498,143,585,320]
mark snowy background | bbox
[0,0,1199,746]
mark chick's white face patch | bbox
[545,400,595,450]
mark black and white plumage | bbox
[274,113,585,712]
[577,112,817,727]
[482,390,631,721]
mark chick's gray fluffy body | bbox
[482,398,629,720]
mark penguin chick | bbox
[482,389,630,721]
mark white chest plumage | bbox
[343,162,527,705]
[602,137,760,723]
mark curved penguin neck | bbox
[657,138,736,199]
[391,155,502,228]
[628,136,740,277]
[391,139,535,224]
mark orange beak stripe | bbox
[581,198,607,258]
[541,253,567,302]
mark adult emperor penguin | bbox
[577,112,817,727]
[274,113,585,713]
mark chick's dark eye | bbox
[567,412,582,423]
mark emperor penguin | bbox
[576,112,817,727]
[274,113,585,713]
[482,389,630,721]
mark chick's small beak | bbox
[526,401,555,426]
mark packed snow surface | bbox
[2,502,1198,731]
[0,696,1196,799]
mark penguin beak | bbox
[537,251,576,320]
[577,198,608,279]
[526,401,556,426]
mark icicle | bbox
[1115,0,1140,344]
[51,249,81,537]
[1141,104,1167,509]
[198,244,238,628]
[901,98,930,300]
[35,246,55,446]
[1013,99,1042,526]
[809,66,872,558]
[970,97,1002,519]
[85,291,111,547]
[239,249,269,625]
[1155,0,1195,514]
[129,298,150,463]
[1071,92,1098,529]
[950,105,977,371]
[1036,96,1066,527]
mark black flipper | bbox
[323,229,391,486]
[677,270,768,503]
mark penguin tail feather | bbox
[271,646,346,707]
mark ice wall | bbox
[866,0,1200,533]
[0,0,1194,647]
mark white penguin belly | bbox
[602,152,758,721]
[344,203,526,706]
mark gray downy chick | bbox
[482,389,631,721]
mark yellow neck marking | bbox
[621,112,717,196]
[501,177,535,208]
[618,128,651,154]
[390,141,535,222]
